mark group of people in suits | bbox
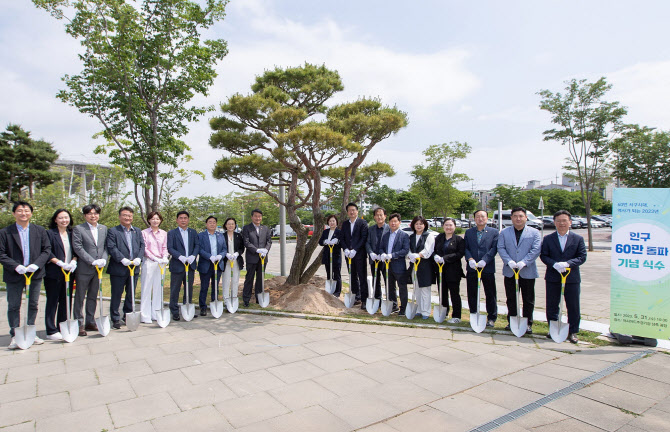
[0,202,272,349]
[318,204,587,343]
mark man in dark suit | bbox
[464,209,499,327]
[167,210,200,320]
[197,215,225,316]
[106,207,145,329]
[340,203,369,307]
[379,213,409,314]
[72,204,109,336]
[366,207,389,303]
[540,210,587,343]
[242,209,272,307]
[0,202,51,349]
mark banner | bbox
[611,188,670,340]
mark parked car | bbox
[272,224,297,237]
[542,216,555,228]
[493,210,542,229]
[592,215,611,227]
[459,219,472,228]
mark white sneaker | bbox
[447,318,461,324]
[33,336,44,345]
[8,338,17,349]
[47,332,63,341]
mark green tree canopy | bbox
[611,125,670,188]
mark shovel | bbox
[15,272,37,350]
[549,267,571,343]
[225,258,239,313]
[343,256,356,308]
[210,259,224,318]
[256,253,270,308]
[325,244,336,294]
[95,266,111,337]
[469,267,487,333]
[59,268,79,343]
[366,259,380,314]
[381,258,393,316]
[433,261,448,323]
[180,262,195,321]
[509,268,528,337]
[405,258,420,319]
[155,262,170,328]
[125,264,141,331]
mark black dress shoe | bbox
[79,328,87,336]
[504,324,511,331]
[546,333,552,339]
[354,299,361,306]
[244,301,250,307]
[112,321,121,330]
[200,309,207,317]
[391,305,399,313]
[85,323,97,331]
[568,333,578,344]
[173,315,180,321]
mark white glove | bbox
[558,262,568,269]
[162,257,169,264]
[381,253,390,261]
[92,259,105,267]
[15,265,27,275]
[257,248,268,255]
[435,255,445,264]
[468,259,477,269]
[26,264,39,272]
[349,250,357,258]
[226,253,234,261]
[187,255,196,264]
[210,255,218,263]
[508,260,517,269]
[69,260,78,272]
[516,261,526,270]
[369,253,378,261]
[324,239,332,246]
[331,238,339,244]
[343,249,350,258]
[55,260,65,268]
[133,258,141,266]
[233,252,239,259]
[216,255,222,262]
[553,262,564,272]
[121,258,132,266]
[178,256,187,264]
[477,260,487,268]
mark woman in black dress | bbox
[407,215,435,319]
[318,214,342,297]
[433,217,465,323]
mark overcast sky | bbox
[2,0,670,199]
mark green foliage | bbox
[488,185,611,215]
[611,125,670,188]
[33,0,229,220]
[366,185,420,219]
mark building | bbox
[53,159,126,206]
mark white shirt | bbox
[87,222,99,246]
[558,231,569,252]
[415,232,435,257]
[327,229,335,241]
[62,232,72,263]
[349,219,356,235]
[179,227,189,257]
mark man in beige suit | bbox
[72,204,109,336]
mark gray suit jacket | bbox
[242,223,272,265]
[73,222,109,276]
[497,226,542,279]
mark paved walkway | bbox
[1,292,669,432]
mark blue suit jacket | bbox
[497,226,542,278]
[540,231,587,283]
[197,230,226,274]
[167,227,200,273]
[380,229,410,274]
[340,218,368,260]
[106,225,145,277]
[463,226,499,274]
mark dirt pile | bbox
[264,276,347,315]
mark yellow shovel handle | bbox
[437,261,444,272]
[512,267,520,280]
[560,267,571,284]
[476,267,483,279]
[158,263,165,275]
[413,257,421,272]
[185,262,190,273]
[61,267,71,282]
[95,265,104,280]
[127,264,136,277]
[24,271,35,285]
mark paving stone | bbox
[343,345,398,364]
[429,393,510,426]
[264,331,313,347]
[198,332,245,347]
[35,404,112,432]
[313,369,379,397]
[357,424,400,432]
[622,356,670,385]
[180,359,240,384]
[386,352,447,373]
[6,360,65,383]
[265,405,352,432]
[37,344,90,363]
[321,391,404,430]
[232,339,280,355]
[303,338,351,355]
[191,345,243,364]
[598,371,670,400]
[467,351,533,374]
[420,344,476,364]
[365,380,440,411]
[623,408,670,432]
[108,392,180,428]
[381,339,425,355]
[114,346,164,363]
[452,331,494,344]
[385,405,474,432]
[406,368,477,397]
[412,335,453,348]
[575,382,657,414]
[464,380,543,411]
[443,359,508,384]
[234,327,279,342]
[223,369,286,397]
[266,345,320,363]
[151,405,233,432]
[215,391,289,428]
[493,345,563,365]
[354,360,415,383]
[334,333,380,348]
[545,393,638,431]
[145,351,199,373]
[1,351,40,369]
[497,370,572,395]
[447,340,501,355]
[129,331,178,347]
[525,362,593,382]
[64,351,118,373]
[510,406,569,430]
[303,328,351,341]
[0,392,70,426]
[527,417,609,432]
[551,352,621,372]
[37,369,98,396]
[0,378,36,404]
[69,379,137,411]
[267,359,326,384]
[130,369,191,396]
[158,338,208,355]
[654,395,670,414]
[227,352,281,374]
[96,359,153,383]
[87,337,137,355]
[268,379,338,410]
[492,333,541,347]
[306,352,365,373]
[0,421,36,432]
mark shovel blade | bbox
[381,300,394,317]
[549,320,570,343]
[96,316,111,337]
[126,312,141,332]
[181,303,195,322]
[210,301,224,318]
[405,304,418,320]
[257,292,270,308]
[325,280,336,295]
[226,297,239,314]
[470,313,487,333]
[433,305,448,323]
[156,308,171,328]
[14,325,36,350]
[343,293,356,309]
[365,298,380,315]
[509,316,528,338]
[59,320,79,343]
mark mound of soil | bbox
[264,275,347,315]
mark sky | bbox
[2,0,670,199]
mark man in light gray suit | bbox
[497,206,542,334]
[72,204,109,336]
[242,209,272,307]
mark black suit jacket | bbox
[167,227,201,273]
[433,233,465,282]
[319,228,342,266]
[540,231,587,283]
[106,225,146,277]
[242,223,272,265]
[340,218,368,260]
[0,223,51,283]
[45,228,78,279]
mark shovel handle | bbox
[560,267,571,284]
[476,267,483,279]
[437,261,444,272]
[258,253,265,267]
[512,268,520,280]
[413,257,421,272]
[61,267,71,282]
[158,263,165,275]
[95,265,104,280]
[328,244,334,254]
[24,271,35,285]
[230,259,234,268]
[127,264,136,277]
